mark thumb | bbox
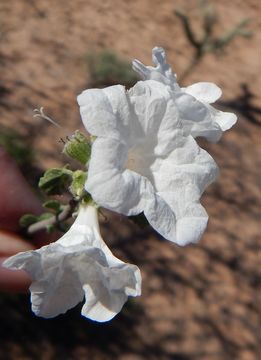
[0,147,43,231]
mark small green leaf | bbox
[20,214,39,228]
[39,167,73,195]
[38,212,54,221]
[63,130,92,165]
[43,200,62,213]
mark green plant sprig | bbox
[20,131,94,235]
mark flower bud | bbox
[63,130,91,165]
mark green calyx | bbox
[63,130,92,165]
[39,165,91,201]
[69,170,87,199]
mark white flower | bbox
[77,47,237,246]
[3,205,141,322]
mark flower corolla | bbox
[3,205,141,322]
[77,47,237,245]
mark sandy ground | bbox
[0,0,260,359]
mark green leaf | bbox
[39,167,73,195]
[43,200,62,213]
[63,131,92,165]
[38,212,54,221]
[19,214,39,228]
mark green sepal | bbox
[63,130,91,165]
[69,170,87,198]
[80,192,97,208]
[19,214,39,228]
[39,167,73,195]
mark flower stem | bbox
[27,199,78,235]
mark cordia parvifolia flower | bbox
[4,205,141,322]
[78,47,237,246]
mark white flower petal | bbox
[132,47,178,89]
[144,193,176,241]
[210,107,238,131]
[3,206,141,321]
[175,92,209,122]
[86,137,154,216]
[82,263,141,322]
[77,85,130,141]
[184,82,222,103]
[174,92,236,142]
[129,80,180,146]
[148,136,218,245]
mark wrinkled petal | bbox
[149,136,218,245]
[209,107,238,131]
[132,47,178,88]
[86,137,154,216]
[4,206,141,321]
[174,92,236,142]
[184,82,222,103]
[82,263,141,322]
[128,80,180,148]
[78,85,130,142]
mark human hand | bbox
[0,147,51,292]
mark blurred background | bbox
[0,0,260,359]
